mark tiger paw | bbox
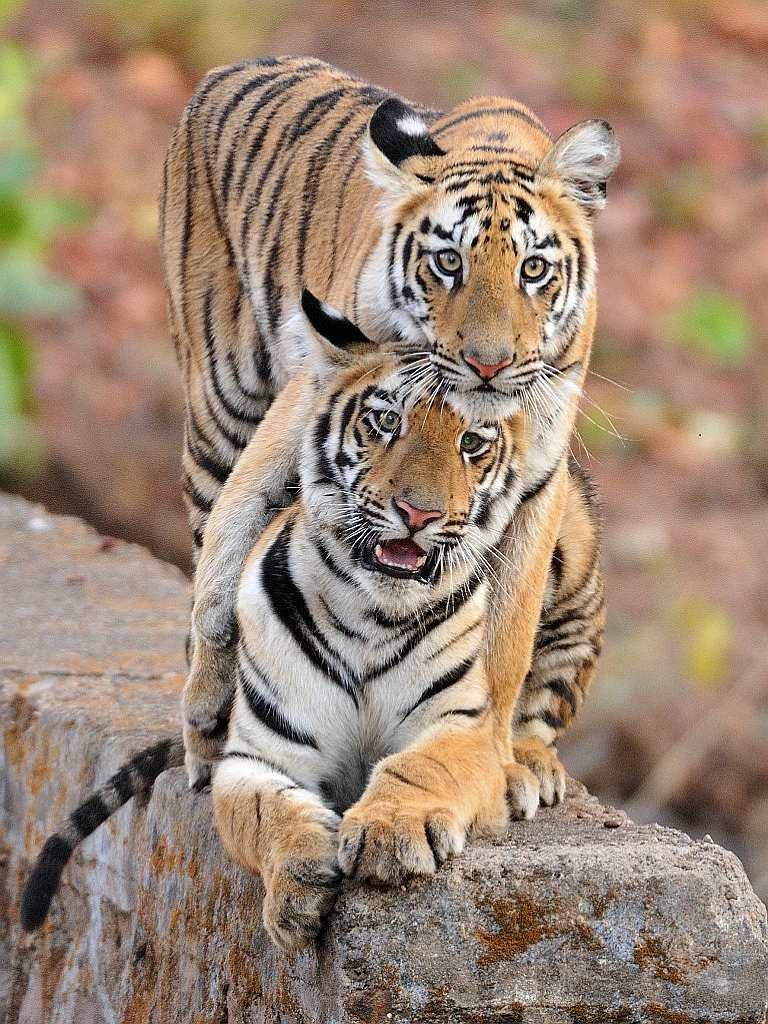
[337,804,465,886]
[503,760,540,820]
[262,810,342,952]
[182,720,219,790]
[182,641,236,787]
[512,737,566,807]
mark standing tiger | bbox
[159,57,616,795]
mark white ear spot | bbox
[364,97,445,202]
[396,115,429,137]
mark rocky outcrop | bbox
[1,494,766,1024]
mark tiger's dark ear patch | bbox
[369,98,445,168]
[300,289,371,351]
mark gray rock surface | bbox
[1,493,766,1024]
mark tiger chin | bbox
[21,289,543,951]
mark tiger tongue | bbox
[375,539,428,571]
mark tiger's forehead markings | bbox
[361,366,471,424]
[421,179,563,257]
[438,154,538,194]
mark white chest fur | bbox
[233,515,489,810]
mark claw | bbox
[504,762,540,821]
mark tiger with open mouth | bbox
[20,290,604,945]
[22,292,544,948]
[21,58,616,948]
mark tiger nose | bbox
[462,351,514,381]
[393,498,443,531]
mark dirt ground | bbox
[6,1,768,900]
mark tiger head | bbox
[297,288,528,598]
[359,97,620,421]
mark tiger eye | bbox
[377,409,401,432]
[520,255,549,282]
[434,249,462,276]
[459,431,485,454]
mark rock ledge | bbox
[1,494,766,1023]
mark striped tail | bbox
[20,736,184,932]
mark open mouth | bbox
[361,538,437,582]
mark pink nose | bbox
[394,498,443,531]
[463,352,513,381]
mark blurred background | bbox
[1,0,766,899]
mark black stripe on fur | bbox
[239,666,319,750]
[400,657,477,723]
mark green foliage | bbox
[675,596,733,689]
[503,13,569,59]
[90,0,295,70]
[0,40,34,139]
[0,321,41,472]
[0,39,87,473]
[546,0,599,22]
[0,0,24,25]
[0,251,81,318]
[667,289,754,367]
[753,114,768,153]
[441,62,486,104]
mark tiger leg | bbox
[212,754,341,951]
[512,462,605,806]
[183,378,311,786]
[163,99,276,780]
[337,715,523,886]
[484,458,571,809]
[182,637,237,790]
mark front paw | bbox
[184,745,212,792]
[182,719,221,790]
[182,712,230,789]
[184,636,236,728]
[264,854,342,952]
[184,694,232,743]
[182,643,236,788]
[338,803,465,886]
[263,804,341,952]
[512,738,566,807]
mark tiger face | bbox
[299,290,527,594]
[361,99,620,420]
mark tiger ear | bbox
[300,288,375,380]
[363,98,445,198]
[536,119,620,212]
